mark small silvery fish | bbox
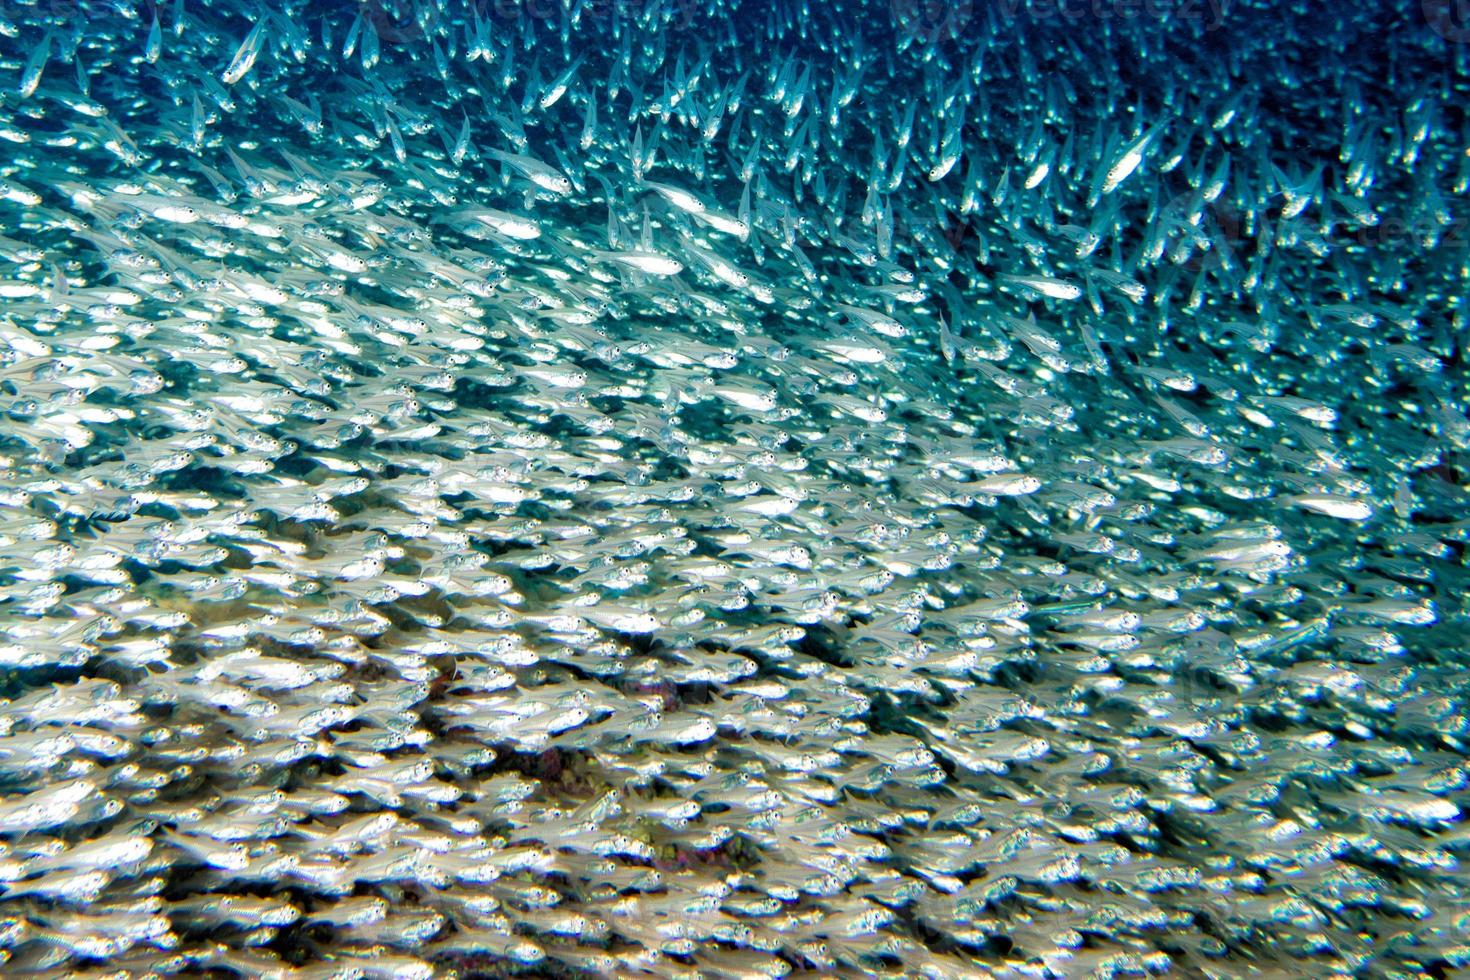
[0,0,1462,976]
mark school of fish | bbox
[0,0,1467,975]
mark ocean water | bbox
[0,0,1467,976]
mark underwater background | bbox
[0,0,1467,975]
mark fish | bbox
[0,1,1461,978]
[484,147,574,195]
[220,17,266,86]
[145,12,162,64]
[1098,119,1171,198]
[17,28,51,99]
